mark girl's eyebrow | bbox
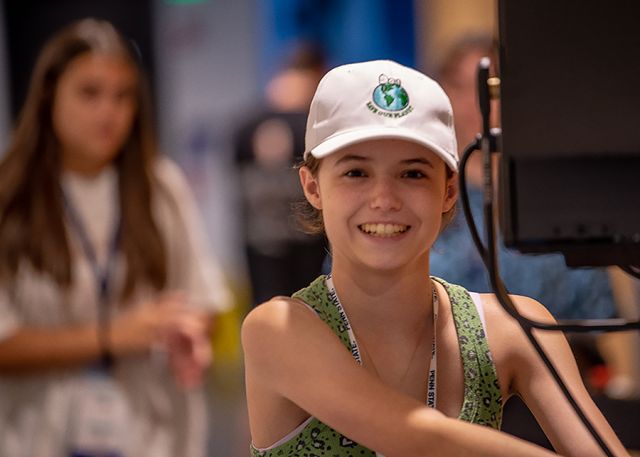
[401,157,435,168]
[334,155,435,168]
[335,154,368,165]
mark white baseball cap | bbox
[304,59,458,171]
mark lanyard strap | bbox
[326,275,363,364]
[325,275,439,408]
[62,189,121,369]
[427,284,438,409]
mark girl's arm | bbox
[0,294,197,374]
[501,295,629,457]
[0,323,107,372]
[242,297,557,457]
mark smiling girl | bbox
[242,60,628,457]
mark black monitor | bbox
[497,0,640,266]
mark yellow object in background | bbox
[209,277,252,391]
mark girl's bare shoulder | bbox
[475,293,558,386]
[243,295,317,329]
[241,296,321,359]
[477,292,556,330]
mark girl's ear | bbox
[443,172,459,213]
[299,166,322,210]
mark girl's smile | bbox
[358,222,410,237]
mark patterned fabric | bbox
[432,277,502,427]
[250,275,502,456]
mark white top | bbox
[0,157,231,457]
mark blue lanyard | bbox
[61,187,122,369]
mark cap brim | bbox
[306,127,458,171]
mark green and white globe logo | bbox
[372,75,409,112]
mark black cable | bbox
[460,143,621,452]
[458,137,640,330]
[482,165,615,457]
[473,57,616,457]
[619,265,640,280]
[458,138,487,262]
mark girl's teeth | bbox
[360,223,408,237]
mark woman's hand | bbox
[162,311,213,389]
[110,291,187,355]
[111,291,213,388]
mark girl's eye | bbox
[79,85,100,100]
[402,169,426,179]
[344,169,366,178]
[115,88,135,103]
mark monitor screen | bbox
[497,0,640,266]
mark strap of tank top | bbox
[431,277,503,428]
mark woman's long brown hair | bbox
[0,18,167,298]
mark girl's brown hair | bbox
[295,154,457,235]
[0,18,166,297]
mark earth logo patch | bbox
[372,74,409,112]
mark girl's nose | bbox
[369,177,402,211]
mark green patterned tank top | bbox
[250,275,502,457]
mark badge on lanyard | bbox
[66,374,132,457]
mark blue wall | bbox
[257,0,416,83]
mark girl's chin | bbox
[354,256,420,273]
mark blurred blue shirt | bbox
[430,187,617,320]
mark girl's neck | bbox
[329,258,433,332]
[62,162,116,186]
[61,151,113,178]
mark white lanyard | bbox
[427,284,439,409]
[324,275,439,408]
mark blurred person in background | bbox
[0,18,231,457]
[430,34,637,398]
[234,43,328,306]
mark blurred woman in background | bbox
[0,18,231,457]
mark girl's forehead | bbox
[74,51,133,68]
[60,52,138,86]
[327,139,444,166]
